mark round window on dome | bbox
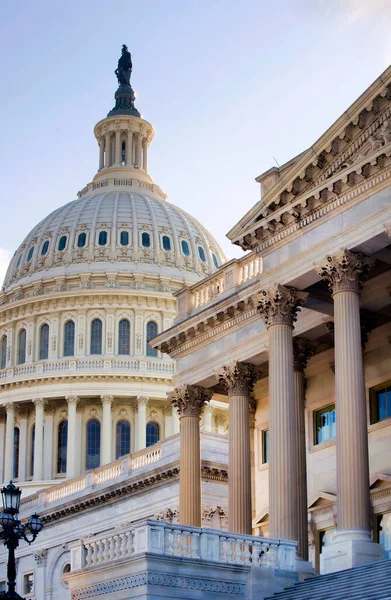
[198,246,206,262]
[77,232,86,248]
[162,235,171,251]
[181,240,190,256]
[27,246,34,262]
[212,254,219,269]
[98,231,108,246]
[142,232,151,248]
[120,231,129,246]
[58,235,67,252]
[41,240,49,256]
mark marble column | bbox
[142,138,148,171]
[126,130,133,165]
[171,385,212,527]
[33,398,46,481]
[4,403,15,482]
[257,284,307,544]
[99,137,105,170]
[0,413,5,483]
[115,129,121,166]
[18,408,29,483]
[220,362,257,534]
[136,396,148,450]
[203,404,213,433]
[293,338,315,561]
[66,396,79,479]
[135,133,142,167]
[172,405,180,434]
[43,405,55,480]
[101,395,113,465]
[105,132,111,168]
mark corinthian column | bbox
[33,398,47,481]
[4,403,15,482]
[219,362,257,534]
[66,396,79,478]
[257,284,307,544]
[136,396,148,450]
[171,385,212,527]
[101,395,113,465]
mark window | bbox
[27,246,34,262]
[58,235,67,251]
[98,231,108,246]
[39,324,49,360]
[16,255,22,268]
[90,319,102,354]
[262,429,269,464]
[118,319,130,355]
[13,427,20,479]
[120,231,129,246]
[181,240,190,256]
[86,419,101,469]
[141,232,151,248]
[41,240,49,256]
[162,235,171,251]
[63,320,75,357]
[371,383,391,423]
[77,232,86,248]
[18,329,26,364]
[0,582,5,592]
[1,335,7,369]
[116,420,131,458]
[212,254,219,269]
[146,321,158,357]
[198,246,206,262]
[31,425,35,477]
[146,422,159,447]
[314,404,336,445]
[23,573,34,595]
[57,421,68,473]
[121,141,126,165]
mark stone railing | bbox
[175,254,262,322]
[77,178,167,200]
[84,525,135,567]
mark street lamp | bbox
[0,482,43,599]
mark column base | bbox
[321,536,385,574]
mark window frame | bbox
[161,234,172,252]
[27,246,35,262]
[63,320,75,357]
[146,321,158,357]
[115,419,131,459]
[98,230,108,247]
[212,253,219,269]
[261,429,269,464]
[57,420,68,474]
[58,235,68,252]
[118,318,131,355]
[370,380,391,424]
[18,328,27,365]
[1,334,7,369]
[198,246,206,262]
[180,239,191,257]
[86,418,101,470]
[13,427,20,479]
[146,421,160,447]
[39,323,49,361]
[314,404,336,446]
[77,232,87,248]
[41,240,50,256]
[90,318,103,355]
[119,230,130,247]
[141,231,151,248]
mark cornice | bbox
[0,372,174,391]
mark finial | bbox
[108,45,140,118]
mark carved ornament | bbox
[219,361,257,396]
[170,384,212,418]
[317,248,373,295]
[293,338,315,373]
[257,284,307,327]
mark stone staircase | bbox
[265,559,391,600]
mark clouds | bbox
[341,0,391,23]
[0,249,11,288]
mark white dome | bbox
[3,188,225,291]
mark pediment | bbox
[308,491,336,510]
[253,507,269,525]
[370,472,391,489]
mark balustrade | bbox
[85,528,134,567]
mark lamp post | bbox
[0,481,43,599]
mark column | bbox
[164,406,172,438]
[105,132,111,168]
[101,395,113,465]
[136,396,148,450]
[43,405,55,480]
[293,338,314,561]
[318,249,384,569]
[135,133,142,167]
[220,362,257,534]
[4,403,15,482]
[99,137,105,170]
[115,128,121,166]
[172,405,180,434]
[126,130,133,165]
[0,413,5,483]
[257,284,307,543]
[203,404,213,433]
[171,385,212,526]
[142,138,148,171]
[18,408,28,483]
[66,396,79,478]
[33,398,46,481]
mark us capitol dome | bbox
[0,50,226,492]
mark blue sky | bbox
[1,0,391,282]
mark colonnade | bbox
[98,126,149,171]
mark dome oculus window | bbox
[98,231,108,246]
[58,235,67,252]
[141,232,151,248]
[198,246,206,262]
[212,253,219,269]
[181,240,190,256]
[27,247,34,262]
[120,231,129,246]
[41,240,49,256]
[77,232,86,248]
[162,235,171,251]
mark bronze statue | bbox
[115,44,132,86]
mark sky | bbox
[1,0,391,285]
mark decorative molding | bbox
[101,395,114,406]
[170,385,212,418]
[257,284,308,327]
[219,361,257,396]
[293,338,315,373]
[34,548,48,566]
[317,248,373,295]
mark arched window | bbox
[141,232,151,248]
[1,335,7,369]
[162,235,171,251]
[98,231,107,246]
[39,324,49,360]
[212,254,219,269]
[120,231,129,246]
[116,420,130,459]
[63,320,75,356]
[27,246,34,262]
[13,427,20,479]
[58,235,67,252]
[86,419,101,469]
[57,421,68,473]
[30,425,35,477]
[90,319,102,354]
[77,232,86,248]
[118,319,130,355]
[18,329,26,364]
[41,240,49,256]
[146,321,158,357]
[181,240,190,256]
[121,141,126,165]
[198,246,206,262]
[146,422,159,447]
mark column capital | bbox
[317,248,373,295]
[101,394,114,406]
[170,385,212,418]
[219,361,257,396]
[33,398,47,408]
[66,395,80,407]
[137,395,149,407]
[293,338,315,373]
[257,284,308,327]
[5,402,15,413]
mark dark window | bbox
[86,419,101,469]
[121,141,126,165]
[120,231,129,246]
[181,240,190,256]
[39,324,49,360]
[31,425,35,476]
[142,232,151,248]
[58,235,67,251]
[13,427,20,479]
[77,232,86,248]
[90,319,102,354]
[118,319,130,355]
[116,420,131,458]
[146,422,159,447]
[98,231,107,246]
[16,255,22,268]
[162,235,171,251]
[198,246,206,262]
[63,320,75,357]
[1,335,7,369]
[57,421,68,473]
[41,240,49,256]
[18,329,26,364]
[371,384,391,423]
[315,405,336,445]
[146,321,158,357]
[27,247,34,262]
[262,429,269,464]
[212,254,219,269]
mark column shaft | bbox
[135,134,142,166]
[142,139,148,171]
[99,138,105,170]
[229,395,251,533]
[126,131,133,165]
[180,415,201,526]
[137,397,147,450]
[294,370,308,560]
[4,404,15,482]
[115,129,121,165]
[18,412,28,483]
[33,400,45,481]
[66,397,78,478]
[101,396,113,465]
[105,132,111,168]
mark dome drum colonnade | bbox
[95,116,152,174]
